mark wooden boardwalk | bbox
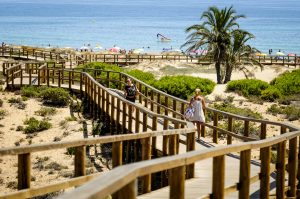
[2,63,300,199]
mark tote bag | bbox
[184,106,194,120]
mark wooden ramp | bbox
[138,135,269,199]
[7,76,275,199]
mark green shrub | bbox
[270,69,300,96]
[152,75,215,99]
[226,79,269,97]
[35,107,57,117]
[284,105,300,121]
[21,86,46,98]
[40,88,70,106]
[267,104,283,116]
[212,102,262,119]
[66,147,76,156]
[0,110,6,119]
[125,69,155,84]
[78,62,123,88]
[261,87,282,102]
[23,117,52,134]
[267,104,300,121]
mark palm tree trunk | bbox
[224,64,233,83]
[215,61,222,84]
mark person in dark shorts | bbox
[124,78,139,103]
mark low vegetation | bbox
[34,107,57,117]
[23,117,52,134]
[21,86,70,106]
[212,102,262,119]
[267,104,300,121]
[125,69,155,84]
[226,69,300,103]
[152,75,215,99]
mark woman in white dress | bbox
[189,88,206,140]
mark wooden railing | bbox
[3,62,300,198]
[0,128,196,199]
[5,66,299,143]
[1,46,299,67]
[58,130,300,199]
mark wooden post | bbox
[150,91,154,111]
[116,98,121,132]
[143,112,147,132]
[157,93,161,114]
[212,155,225,199]
[213,112,218,143]
[169,166,185,199]
[260,123,267,139]
[112,141,123,168]
[152,116,157,157]
[172,99,177,118]
[116,180,137,199]
[227,117,233,144]
[276,141,286,199]
[128,105,133,133]
[280,126,287,134]
[18,153,31,190]
[74,146,86,177]
[29,69,32,86]
[122,102,127,134]
[238,150,251,199]
[58,70,61,87]
[244,120,249,137]
[186,132,195,179]
[135,108,140,133]
[141,137,151,193]
[288,137,297,197]
[46,69,50,87]
[68,70,71,89]
[297,137,300,190]
[260,146,271,199]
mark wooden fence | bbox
[2,64,300,198]
[1,46,299,67]
[58,130,300,199]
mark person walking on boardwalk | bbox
[189,88,206,140]
[124,78,139,103]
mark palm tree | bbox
[182,6,245,84]
[224,30,262,83]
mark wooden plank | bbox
[213,112,218,143]
[227,117,233,144]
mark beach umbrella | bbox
[80,46,89,50]
[276,52,285,56]
[256,53,267,57]
[93,45,103,51]
[109,46,121,52]
[287,53,296,56]
[132,48,144,54]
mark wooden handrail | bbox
[0,128,194,156]
[58,130,300,199]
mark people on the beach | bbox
[124,78,139,103]
[189,88,206,140]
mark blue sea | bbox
[0,0,299,54]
